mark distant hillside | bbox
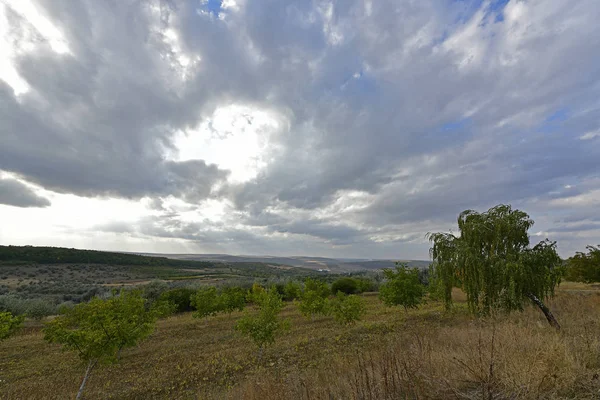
[0,245,219,268]
[0,245,429,274]
[137,253,431,273]
[0,246,316,277]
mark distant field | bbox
[0,246,320,304]
[138,252,431,273]
[2,284,600,399]
[0,262,316,304]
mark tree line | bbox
[0,245,219,268]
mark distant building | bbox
[317,268,330,272]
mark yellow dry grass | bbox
[1,285,600,399]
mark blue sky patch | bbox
[441,117,472,132]
[202,0,223,16]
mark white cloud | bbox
[1,0,599,259]
[171,104,285,183]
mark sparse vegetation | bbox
[297,278,330,319]
[328,292,366,325]
[191,287,222,319]
[0,311,23,341]
[235,285,289,358]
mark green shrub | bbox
[355,277,376,293]
[0,295,56,318]
[298,279,330,319]
[283,281,302,301]
[331,277,359,294]
[219,286,246,313]
[142,280,169,304]
[235,286,289,357]
[191,287,222,319]
[44,290,160,399]
[328,292,366,325]
[159,288,196,313]
[25,299,56,320]
[379,264,426,311]
[0,311,24,340]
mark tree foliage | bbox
[219,286,247,314]
[43,290,160,399]
[283,281,302,301]
[191,287,222,319]
[329,292,366,325]
[427,204,563,328]
[0,311,23,341]
[379,264,426,311]
[565,245,600,283]
[0,245,218,269]
[331,277,359,295]
[298,278,330,319]
[235,286,289,355]
[158,287,196,313]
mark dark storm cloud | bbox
[3,0,600,258]
[0,177,51,208]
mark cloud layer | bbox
[0,0,599,258]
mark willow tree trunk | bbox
[76,359,97,400]
[526,293,560,331]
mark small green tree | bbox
[298,278,330,319]
[0,311,24,341]
[331,277,359,294]
[235,286,289,359]
[428,204,564,329]
[44,290,160,399]
[191,286,222,319]
[355,277,375,293]
[283,281,302,301]
[158,287,196,313]
[379,264,427,311]
[219,286,246,314]
[329,292,366,325]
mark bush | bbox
[298,279,330,319]
[142,280,169,304]
[159,288,196,313]
[283,281,302,301]
[235,286,289,357]
[331,277,359,295]
[219,286,246,314]
[328,292,366,325]
[0,311,24,340]
[379,264,426,311]
[25,299,56,320]
[0,295,56,318]
[0,295,28,315]
[191,287,222,319]
[355,277,376,293]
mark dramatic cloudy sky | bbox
[0,0,599,259]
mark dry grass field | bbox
[2,284,600,399]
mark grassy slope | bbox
[2,284,600,399]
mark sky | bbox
[0,0,599,260]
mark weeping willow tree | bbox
[427,204,564,330]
